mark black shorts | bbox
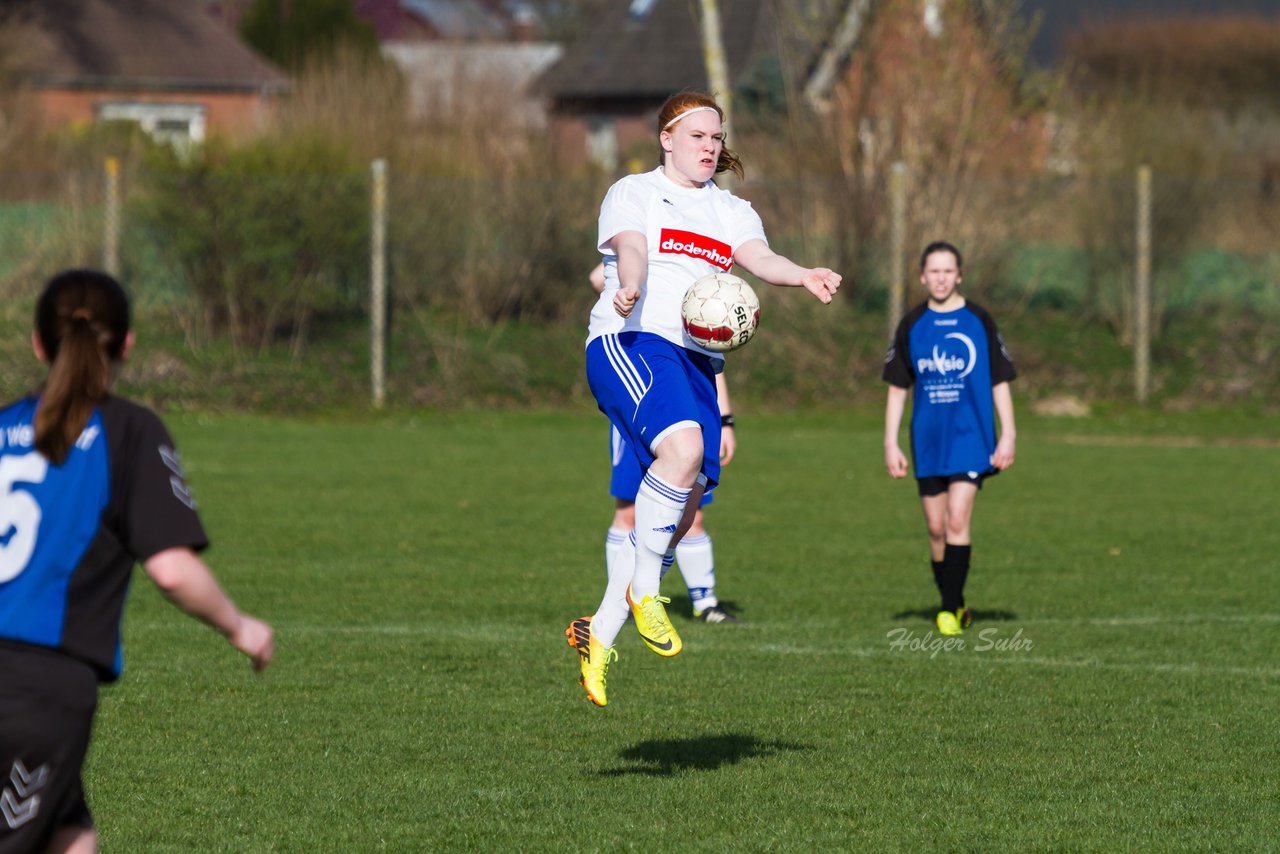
[0,642,98,854]
[916,470,994,497]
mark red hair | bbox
[656,91,744,179]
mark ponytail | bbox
[33,271,131,465]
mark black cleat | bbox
[694,604,740,624]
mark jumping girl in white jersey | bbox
[566,91,842,707]
[590,262,741,625]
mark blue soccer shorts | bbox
[610,426,714,506]
[587,331,722,489]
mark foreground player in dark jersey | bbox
[0,270,273,854]
[883,242,1017,636]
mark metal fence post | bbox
[371,158,388,409]
[104,157,120,276]
[698,0,733,192]
[888,161,907,338]
[1135,165,1152,403]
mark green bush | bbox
[130,135,369,353]
[388,172,600,325]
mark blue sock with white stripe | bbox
[632,470,691,600]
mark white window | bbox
[629,0,656,21]
[97,102,207,144]
[923,0,944,38]
[585,115,618,172]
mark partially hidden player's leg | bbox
[604,500,635,582]
[676,509,738,622]
[677,509,716,611]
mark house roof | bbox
[801,0,1280,103]
[538,0,773,102]
[382,41,561,125]
[1020,0,1280,66]
[355,0,516,42]
[1,0,289,93]
[402,0,508,40]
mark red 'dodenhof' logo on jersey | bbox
[659,228,733,271]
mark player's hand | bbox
[230,615,274,672]
[886,445,909,479]
[802,268,842,304]
[991,435,1016,470]
[720,424,736,465]
[613,284,639,317]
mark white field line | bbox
[754,642,1280,679]
[1031,613,1280,626]
[125,615,1280,678]
[1048,434,1280,449]
[127,612,1280,634]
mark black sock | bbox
[943,543,972,611]
[931,559,945,600]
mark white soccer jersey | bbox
[587,167,767,356]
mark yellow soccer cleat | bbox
[936,610,963,636]
[957,606,973,629]
[565,616,616,707]
[627,586,683,657]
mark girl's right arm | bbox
[884,385,910,478]
[609,230,648,317]
[144,547,274,671]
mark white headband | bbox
[663,105,719,129]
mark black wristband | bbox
[721,414,735,427]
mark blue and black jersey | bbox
[882,300,1016,479]
[0,396,207,681]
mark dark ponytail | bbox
[33,270,130,464]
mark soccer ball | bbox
[681,273,761,352]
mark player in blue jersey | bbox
[590,262,740,624]
[0,270,273,854]
[566,90,841,707]
[883,242,1017,637]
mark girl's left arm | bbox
[734,239,841,303]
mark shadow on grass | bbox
[892,606,1019,623]
[596,733,806,777]
[664,594,746,622]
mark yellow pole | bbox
[104,157,120,276]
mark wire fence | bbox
[1,158,1277,405]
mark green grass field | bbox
[86,410,1280,851]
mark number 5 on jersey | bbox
[0,454,50,583]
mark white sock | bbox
[676,531,717,611]
[592,529,635,647]
[631,470,691,600]
[660,550,675,582]
[604,526,629,581]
